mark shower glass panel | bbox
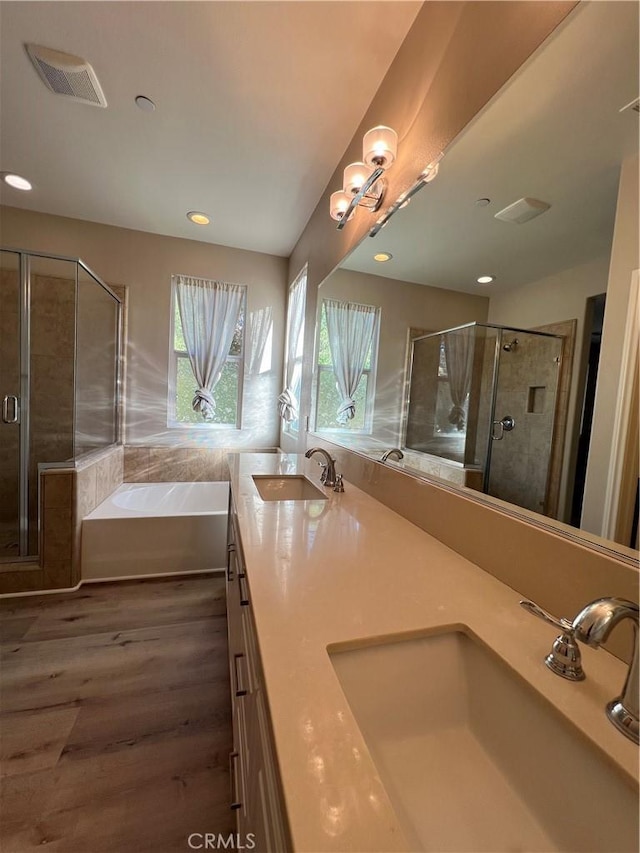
[0,250,21,558]
[29,255,78,555]
[76,267,119,455]
[405,323,564,517]
[0,249,121,563]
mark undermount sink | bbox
[252,474,327,502]
[329,630,638,853]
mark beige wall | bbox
[488,254,611,519]
[318,268,488,445]
[582,154,640,535]
[1,205,288,448]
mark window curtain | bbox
[248,306,273,375]
[443,327,474,430]
[176,276,244,421]
[277,278,305,422]
[324,299,377,425]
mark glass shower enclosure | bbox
[404,323,565,516]
[0,249,122,561]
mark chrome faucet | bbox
[572,597,639,744]
[381,448,404,463]
[305,447,337,487]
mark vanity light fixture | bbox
[477,275,495,284]
[374,252,393,262]
[1,172,32,191]
[330,126,398,229]
[369,152,443,238]
[187,211,210,226]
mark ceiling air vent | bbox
[26,44,107,107]
[494,197,550,225]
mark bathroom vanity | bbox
[225,453,638,852]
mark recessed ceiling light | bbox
[1,172,32,191]
[477,275,495,284]
[374,252,393,262]
[135,95,156,112]
[475,198,491,207]
[187,211,210,226]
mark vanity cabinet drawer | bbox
[226,497,290,851]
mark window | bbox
[315,298,379,433]
[168,276,246,428]
[279,267,307,434]
[434,332,471,436]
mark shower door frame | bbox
[1,247,123,562]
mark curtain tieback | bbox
[448,404,466,429]
[277,388,298,422]
[192,387,216,420]
[337,397,356,425]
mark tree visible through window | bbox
[169,278,246,427]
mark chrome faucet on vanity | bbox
[522,596,639,744]
[572,597,639,744]
[305,448,337,488]
[381,448,404,463]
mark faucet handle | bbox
[520,600,585,682]
[520,600,572,632]
[333,473,344,493]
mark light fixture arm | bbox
[369,154,443,238]
[336,166,385,231]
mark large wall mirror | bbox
[309,1,639,555]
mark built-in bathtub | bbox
[81,482,229,581]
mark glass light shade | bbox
[363,125,397,170]
[343,162,372,196]
[329,190,351,222]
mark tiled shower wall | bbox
[0,269,20,557]
[0,270,76,558]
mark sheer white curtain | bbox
[325,299,377,425]
[176,276,244,421]
[443,327,474,430]
[278,275,305,422]
[248,306,273,375]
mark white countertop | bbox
[227,453,638,852]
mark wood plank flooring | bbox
[0,576,235,852]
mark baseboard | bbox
[0,567,225,599]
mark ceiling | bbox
[344,1,639,295]
[0,1,420,257]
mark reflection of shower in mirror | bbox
[502,338,519,352]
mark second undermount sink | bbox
[329,630,638,853]
[252,474,327,502]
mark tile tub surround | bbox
[0,445,124,595]
[123,445,277,483]
[227,453,638,852]
[305,436,638,663]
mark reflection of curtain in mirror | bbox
[443,327,474,430]
[325,299,377,425]
[248,306,273,375]
[278,275,305,422]
[176,276,244,420]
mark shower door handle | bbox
[491,415,515,441]
[2,395,19,424]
